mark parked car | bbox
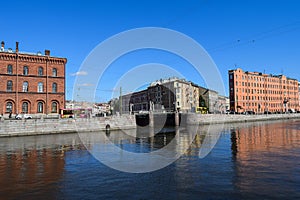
[288,109,296,113]
[264,111,272,114]
[243,111,255,115]
[274,111,283,114]
[15,114,32,120]
[229,111,239,114]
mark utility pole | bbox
[119,87,122,115]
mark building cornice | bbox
[0,52,67,64]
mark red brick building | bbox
[0,41,67,115]
[229,68,299,113]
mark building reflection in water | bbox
[0,134,83,199]
[230,120,300,197]
[82,125,218,155]
[230,120,300,158]
[78,123,219,173]
[1,120,299,198]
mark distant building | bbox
[299,82,300,107]
[118,77,227,114]
[218,95,230,113]
[228,68,299,113]
[94,103,111,115]
[108,98,120,115]
[148,78,200,112]
[121,89,149,114]
[65,101,94,110]
[199,87,219,113]
[0,41,67,115]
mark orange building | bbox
[229,68,299,113]
[0,41,67,115]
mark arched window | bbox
[38,67,43,76]
[52,83,57,93]
[23,66,29,75]
[23,81,28,92]
[51,102,58,113]
[22,102,29,113]
[37,102,43,113]
[52,68,57,77]
[7,65,13,74]
[6,102,13,112]
[7,81,13,92]
[38,82,43,93]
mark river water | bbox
[0,119,300,199]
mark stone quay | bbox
[1,113,300,137]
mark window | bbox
[22,102,29,113]
[52,83,57,93]
[23,81,28,92]
[7,81,13,92]
[7,65,13,74]
[52,68,57,77]
[23,66,29,75]
[51,102,58,113]
[6,102,12,112]
[38,82,43,92]
[38,67,43,76]
[37,102,43,113]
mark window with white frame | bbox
[23,66,29,75]
[51,102,58,113]
[6,102,13,112]
[7,81,13,91]
[22,102,29,113]
[52,68,57,77]
[37,102,43,113]
[7,65,13,74]
[38,82,43,93]
[38,67,43,76]
[23,81,28,92]
[52,83,57,93]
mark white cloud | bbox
[77,83,94,87]
[70,71,88,76]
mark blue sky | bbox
[1,0,300,102]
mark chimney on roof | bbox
[16,42,19,53]
[45,49,50,56]
[1,41,4,49]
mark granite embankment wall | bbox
[186,113,300,125]
[1,113,300,137]
[0,115,136,137]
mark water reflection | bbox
[0,120,299,199]
[229,120,300,198]
[231,120,300,154]
[78,126,198,173]
[0,134,84,199]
